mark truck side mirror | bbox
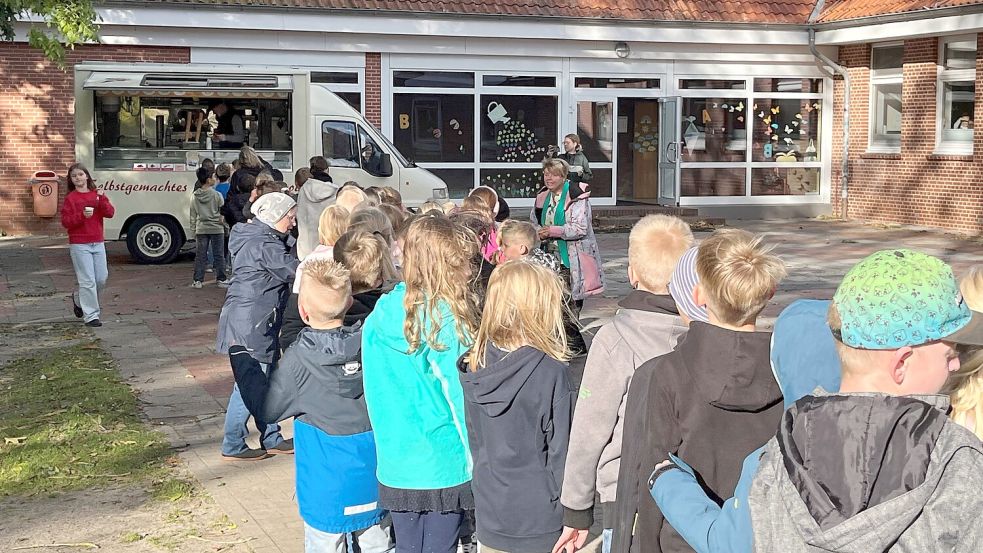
[377,153,393,178]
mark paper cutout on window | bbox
[433,128,442,139]
[800,130,807,135]
[813,103,821,110]
[771,123,779,129]
[763,143,773,158]
[702,109,712,124]
[449,119,463,135]
[737,102,745,112]
[758,111,765,119]
[792,120,800,127]
[785,125,793,134]
[776,152,796,162]
[712,103,718,109]
[487,102,510,124]
[795,113,803,120]
[399,114,410,130]
[640,115,653,125]
[721,104,729,110]
[737,116,744,122]
[683,120,702,155]
[784,137,794,145]
[753,103,758,110]
[763,116,772,125]
[771,106,781,115]
[772,135,779,141]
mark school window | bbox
[937,36,977,155]
[869,44,904,152]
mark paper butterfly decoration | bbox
[737,102,745,112]
[737,116,744,122]
[795,113,803,120]
[771,106,781,114]
[758,111,765,119]
[785,125,793,134]
[764,116,772,125]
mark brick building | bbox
[1,0,981,240]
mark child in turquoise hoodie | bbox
[362,215,478,553]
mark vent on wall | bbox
[140,75,279,88]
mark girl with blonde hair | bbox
[947,266,983,438]
[460,259,574,553]
[361,216,478,553]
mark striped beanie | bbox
[669,246,709,323]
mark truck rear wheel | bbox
[126,215,184,264]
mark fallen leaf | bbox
[5,436,27,445]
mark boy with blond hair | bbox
[230,258,391,553]
[554,215,693,553]
[610,229,787,553]
[333,230,398,327]
[497,220,562,273]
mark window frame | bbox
[935,35,977,155]
[868,43,904,154]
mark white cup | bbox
[84,206,95,217]
[570,165,584,174]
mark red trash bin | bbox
[29,170,60,218]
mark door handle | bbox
[665,141,679,164]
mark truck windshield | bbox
[370,127,412,168]
[92,93,293,171]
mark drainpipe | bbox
[808,1,851,220]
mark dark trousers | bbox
[390,511,464,553]
[194,233,227,281]
[565,299,586,355]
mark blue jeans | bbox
[194,233,227,282]
[602,528,612,553]
[304,521,393,553]
[221,362,283,455]
[69,242,108,323]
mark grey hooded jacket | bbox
[750,392,983,552]
[296,177,342,260]
[215,220,299,363]
[560,291,687,529]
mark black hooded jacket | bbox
[612,322,784,553]
[459,346,574,553]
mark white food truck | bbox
[75,63,447,263]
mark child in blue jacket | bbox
[231,257,391,553]
[647,299,841,553]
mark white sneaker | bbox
[217,279,231,288]
[206,267,214,273]
[191,281,203,289]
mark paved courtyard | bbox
[1,218,981,552]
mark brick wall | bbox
[365,52,382,130]
[0,43,190,236]
[831,36,983,235]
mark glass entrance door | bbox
[575,100,615,198]
[617,98,661,202]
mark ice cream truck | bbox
[75,63,447,263]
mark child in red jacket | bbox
[60,163,115,327]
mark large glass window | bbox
[93,93,292,171]
[680,167,746,196]
[751,166,820,196]
[392,94,474,163]
[937,36,976,154]
[393,71,474,88]
[679,97,747,162]
[751,98,822,162]
[870,44,903,152]
[480,168,543,199]
[479,95,558,162]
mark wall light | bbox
[615,42,630,59]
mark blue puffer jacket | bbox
[229,325,384,533]
[648,299,842,553]
[215,220,299,363]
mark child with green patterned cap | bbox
[747,249,983,552]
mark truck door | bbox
[316,118,395,187]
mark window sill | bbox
[928,153,974,161]
[861,152,902,160]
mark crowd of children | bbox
[209,150,983,553]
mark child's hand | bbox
[552,527,589,553]
[538,226,551,240]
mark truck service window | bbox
[93,94,292,172]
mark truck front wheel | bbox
[126,216,184,264]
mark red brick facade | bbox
[0,43,190,236]
[831,35,983,234]
[365,52,382,130]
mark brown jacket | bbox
[611,322,784,553]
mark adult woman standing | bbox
[547,134,593,185]
[530,158,605,354]
[61,163,115,327]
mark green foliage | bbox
[0,0,100,66]
[0,343,172,496]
